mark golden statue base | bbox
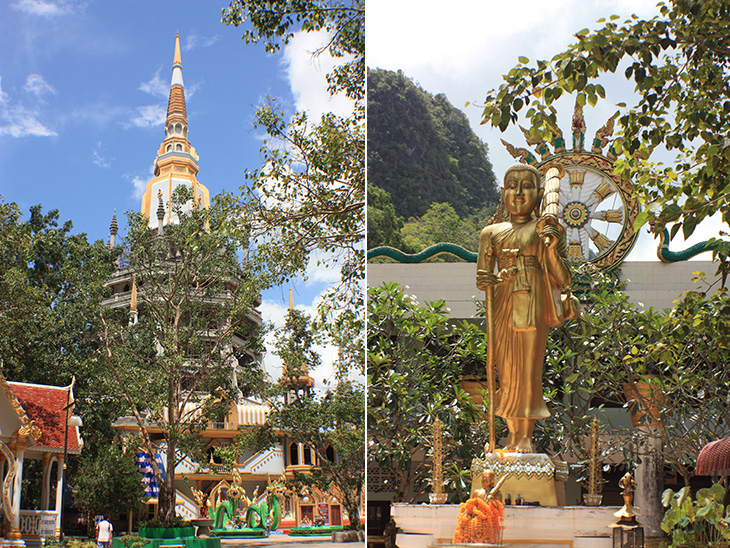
[472,453,563,506]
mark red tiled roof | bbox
[8,382,81,453]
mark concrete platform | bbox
[392,504,619,548]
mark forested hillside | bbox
[368,69,499,218]
[367,68,500,252]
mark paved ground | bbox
[220,535,364,548]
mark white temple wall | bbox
[367,260,720,319]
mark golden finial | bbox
[429,418,447,503]
[571,98,586,151]
[174,33,182,67]
[130,278,138,313]
[585,417,602,505]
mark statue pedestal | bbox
[391,503,616,548]
[472,453,563,506]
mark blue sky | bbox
[0,0,350,384]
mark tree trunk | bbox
[157,441,177,522]
[345,500,361,530]
[635,426,664,537]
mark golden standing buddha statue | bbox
[476,164,573,453]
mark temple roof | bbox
[8,382,82,453]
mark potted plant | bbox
[661,483,730,546]
[454,321,488,406]
[622,347,665,428]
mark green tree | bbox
[367,283,488,503]
[275,380,364,530]
[221,0,364,317]
[535,267,730,494]
[634,283,730,486]
[0,200,119,456]
[479,0,730,280]
[219,4,366,520]
[231,308,364,529]
[400,202,480,257]
[100,189,267,522]
[222,0,363,101]
[368,68,500,220]
[367,183,404,249]
[275,308,322,381]
[74,444,148,532]
[0,201,114,381]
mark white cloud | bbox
[184,81,201,100]
[0,106,57,137]
[282,30,354,120]
[258,299,289,381]
[305,249,343,286]
[367,0,658,82]
[0,76,56,138]
[130,176,147,199]
[183,33,220,51]
[11,0,74,17]
[67,103,128,128]
[126,165,154,200]
[138,68,169,99]
[0,78,9,105]
[92,142,111,168]
[24,73,57,98]
[126,104,166,128]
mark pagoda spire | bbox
[109,211,118,247]
[140,34,210,229]
[166,33,187,130]
[281,289,315,392]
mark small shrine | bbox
[0,365,82,547]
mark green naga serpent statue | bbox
[366,227,719,265]
[207,471,287,531]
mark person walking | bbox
[96,516,113,548]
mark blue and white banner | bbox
[135,452,166,497]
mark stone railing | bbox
[20,509,58,538]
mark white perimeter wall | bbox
[368,260,720,319]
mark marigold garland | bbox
[452,496,504,544]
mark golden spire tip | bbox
[173,33,182,66]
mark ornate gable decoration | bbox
[0,364,42,443]
[501,98,640,271]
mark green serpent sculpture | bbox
[211,499,234,529]
[367,243,477,263]
[656,227,720,262]
[367,229,720,265]
[210,492,281,531]
[245,496,281,530]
